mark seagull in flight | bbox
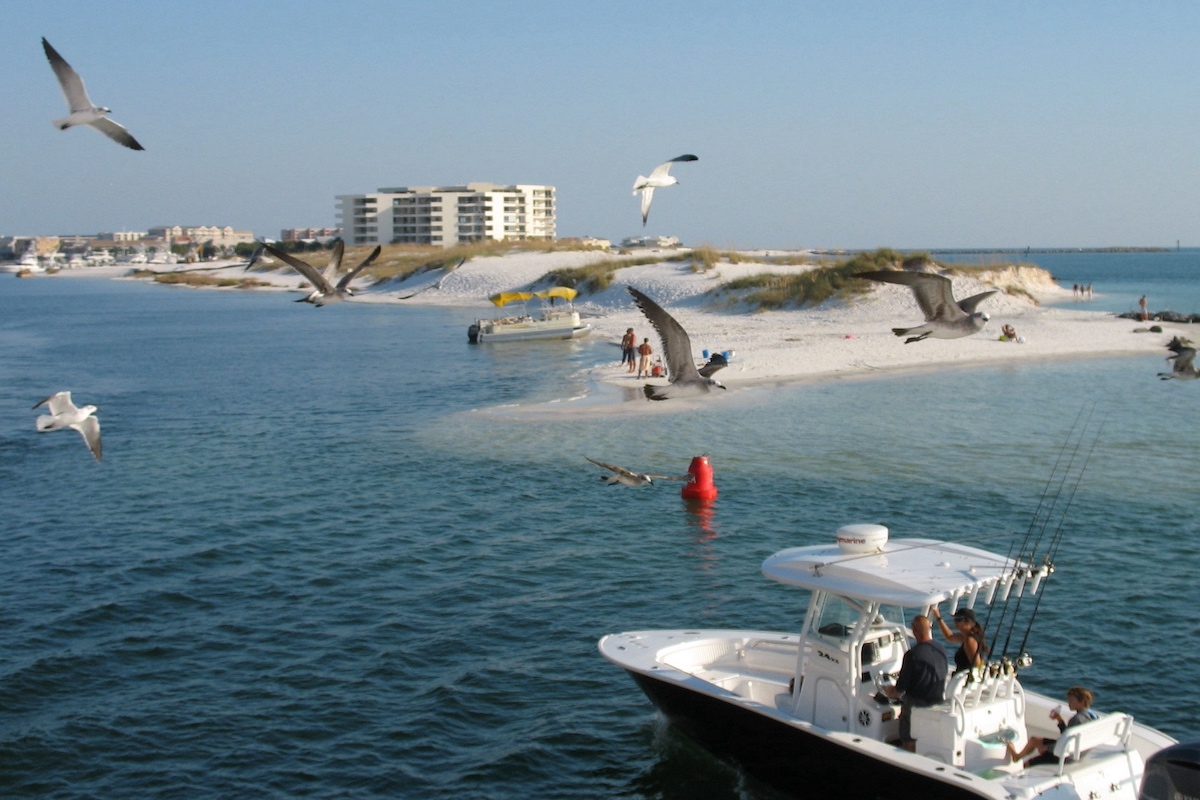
[632,154,698,226]
[33,391,102,461]
[586,457,688,487]
[260,241,381,306]
[1159,336,1198,381]
[628,286,727,400]
[240,245,267,271]
[857,269,997,343]
[398,258,467,300]
[42,37,144,151]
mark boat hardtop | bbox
[762,523,1030,607]
[600,523,1176,799]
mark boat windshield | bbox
[813,594,905,639]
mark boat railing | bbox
[1050,713,1134,776]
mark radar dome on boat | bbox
[836,523,888,553]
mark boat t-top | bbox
[468,286,591,343]
[600,523,1177,799]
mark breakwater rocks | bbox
[1117,310,1200,323]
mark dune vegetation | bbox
[710,249,926,309]
[132,270,273,289]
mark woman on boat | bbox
[1006,687,1099,766]
[931,606,987,674]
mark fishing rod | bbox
[994,407,1097,661]
[983,404,1095,660]
[1013,414,1107,659]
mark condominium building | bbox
[336,183,555,247]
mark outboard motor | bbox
[1140,740,1200,800]
[467,323,480,344]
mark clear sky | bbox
[3,1,1198,249]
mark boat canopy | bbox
[488,286,578,307]
[538,286,578,302]
[490,291,535,307]
[761,537,1033,608]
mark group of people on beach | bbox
[1072,282,1093,299]
[885,606,1096,761]
[620,327,657,378]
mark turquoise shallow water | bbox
[0,264,1197,799]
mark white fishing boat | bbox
[600,523,1177,799]
[468,286,591,343]
[8,252,44,274]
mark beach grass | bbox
[132,270,273,289]
[711,249,914,309]
[542,253,691,293]
[361,240,597,283]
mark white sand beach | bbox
[39,249,1178,393]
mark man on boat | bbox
[884,615,947,752]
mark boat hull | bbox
[625,668,995,799]
[468,321,591,343]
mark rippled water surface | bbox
[1,266,1197,799]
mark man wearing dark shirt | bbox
[884,615,947,751]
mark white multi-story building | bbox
[337,183,555,247]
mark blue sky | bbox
[3,1,1198,249]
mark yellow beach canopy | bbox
[489,291,535,307]
[489,287,578,307]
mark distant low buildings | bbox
[96,231,147,242]
[620,235,682,249]
[281,227,341,242]
[147,225,255,248]
[337,183,556,247]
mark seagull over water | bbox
[586,457,688,487]
[628,286,727,400]
[42,37,144,151]
[632,154,698,226]
[1159,336,1198,381]
[857,269,997,343]
[33,391,102,461]
[260,241,381,306]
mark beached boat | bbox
[468,286,591,343]
[600,523,1177,799]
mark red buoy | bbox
[681,455,718,502]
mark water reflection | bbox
[684,498,718,541]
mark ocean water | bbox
[0,259,1197,799]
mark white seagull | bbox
[628,286,728,400]
[586,457,688,487]
[42,37,144,151]
[632,154,698,226]
[33,391,102,461]
[857,269,997,343]
[1159,336,1198,381]
[260,241,381,306]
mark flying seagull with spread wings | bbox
[857,269,997,343]
[632,154,698,226]
[42,37,144,151]
[1159,336,1198,381]
[628,286,727,400]
[586,457,688,487]
[33,391,102,461]
[260,241,381,306]
[398,258,467,300]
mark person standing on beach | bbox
[1139,295,1149,321]
[637,337,653,378]
[620,327,636,372]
